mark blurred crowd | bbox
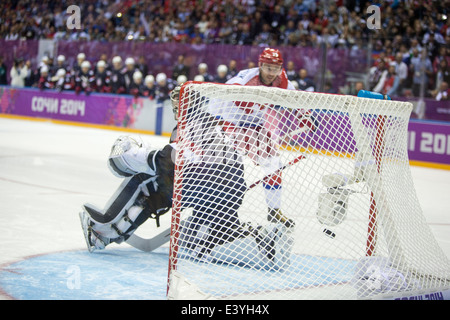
[1,1,449,48]
[0,0,449,100]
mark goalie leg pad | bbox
[81,173,160,246]
[84,205,144,244]
[84,174,156,224]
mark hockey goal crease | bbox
[166,82,450,300]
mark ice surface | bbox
[0,117,448,300]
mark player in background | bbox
[110,56,127,94]
[214,48,297,228]
[74,61,95,95]
[94,60,112,93]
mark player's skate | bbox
[79,210,110,253]
[267,208,295,228]
[203,222,294,271]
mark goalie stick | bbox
[127,152,306,252]
[126,227,171,252]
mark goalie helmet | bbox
[259,48,283,66]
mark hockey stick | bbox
[127,153,306,252]
[247,153,306,190]
[126,227,171,252]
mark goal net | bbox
[167,82,450,300]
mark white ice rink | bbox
[0,116,449,300]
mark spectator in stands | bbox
[280,20,296,46]
[0,56,8,85]
[392,53,408,95]
[24,60,34,88]
[296,68,315,91]
[348,81,365,96]
[433,59,450,95]
[431,81,449,101]
[410,49,433,97]
[286,61,298,81]
[172,54,190,80]
[368,59,388,92]
[323,81,337,94]
[10,58,28,88]
[227,60,238,78]
[136,56,149,78]
[382,64,400,97]
[432,46,450,74]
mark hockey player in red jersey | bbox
[217,48,296,228]
[226,48,295,89]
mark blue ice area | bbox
[0,247,169,300]
[174,251,356,298]
[0,245,356,300]
[0,118,449,300]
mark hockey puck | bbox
[323,228,336,239]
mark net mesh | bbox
[167,82,450,300]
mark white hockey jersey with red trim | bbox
[208,68,295,126]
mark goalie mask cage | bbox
[167,82,450,300]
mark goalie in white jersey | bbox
[208,48,297,228]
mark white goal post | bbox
[167,82,450,300]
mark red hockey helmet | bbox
[258,48,283,66]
